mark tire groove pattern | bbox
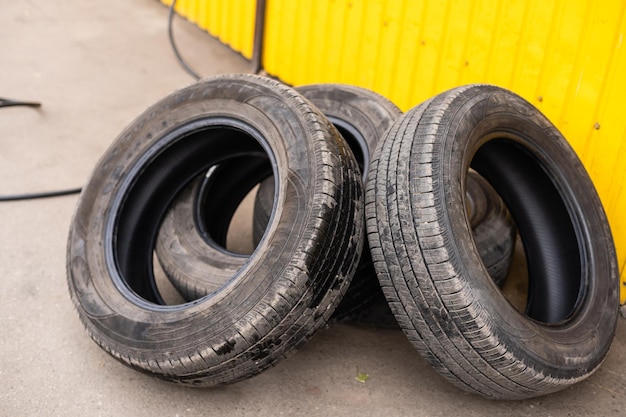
[365,85,618,399]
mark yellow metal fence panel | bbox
[162,0,256,59]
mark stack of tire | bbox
[67,74,619,400]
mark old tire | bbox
[67,74,364,386]
[155,154,272,300]
[366,85,619,399]
[464,169,516,287]
[157,83,401,318]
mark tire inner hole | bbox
[464,169,525,306]
[195,154,273,256]
[200,118,371,253]
[471,139,582,324]
[114,123,273,305]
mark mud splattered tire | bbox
[66,74,364,386]
[156,83,401,320]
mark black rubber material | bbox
[255,167,517,325]
[464,170,516,288]
[366,85,619,399]
[156,83,401,318]
[252,176,275,248]
[155,155,273,300]
[195,155,272,251]
[257,84,402,320]
[67,74,364,386]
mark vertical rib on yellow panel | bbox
[196,1,209,31]
[577,1,624,169]
[265,0,297,83]
[206,0,220,40]
[418,1,449,99]
[507,0,545,98]
[338,1,366,87]
[375,0,411,100]
[393,1,424,109]
[582,2,626,303]
[325,1,348,82]
[220,1,230,53]
[230,1,243,59]
[432,0,469,94]
[533,0,567,122]
[560,2,609,157]
[176,0,190,18]
[455,0,481,86]
[304,1,328,82]
[483,1,525,89]
[293,2,314,83]
[162,0,255,59]
[359,0,385,89]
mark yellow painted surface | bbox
[165,0,625,303]
[163,0,256,59]
[262,0,626,304]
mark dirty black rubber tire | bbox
[155,154,272,300]
[465,169,516,287]
[366,85,619,399]
[253,186,387,322]
[251,85,517,322]
[252,176,275,247]
[256,84,402,320]
[253,84,402,245]
[193,155,272,250]
[66,74,364,386]
[334,169,517,328]
[156,83,401,318]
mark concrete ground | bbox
[1,1,624,416]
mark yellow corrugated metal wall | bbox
[164,0,256,59]
[165,0,626,304]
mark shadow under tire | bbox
[66,74,364,386]
[366,84,619,399]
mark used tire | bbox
[67,74,364,385]
[366,85,619,399]
[157,83,401,319]
[155,154,272,300]
[464,169,516,287]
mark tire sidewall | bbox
[68,75,339,351]
[438,86,618,373]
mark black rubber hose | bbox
[168,0,201,81]
[0,188,82,202]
